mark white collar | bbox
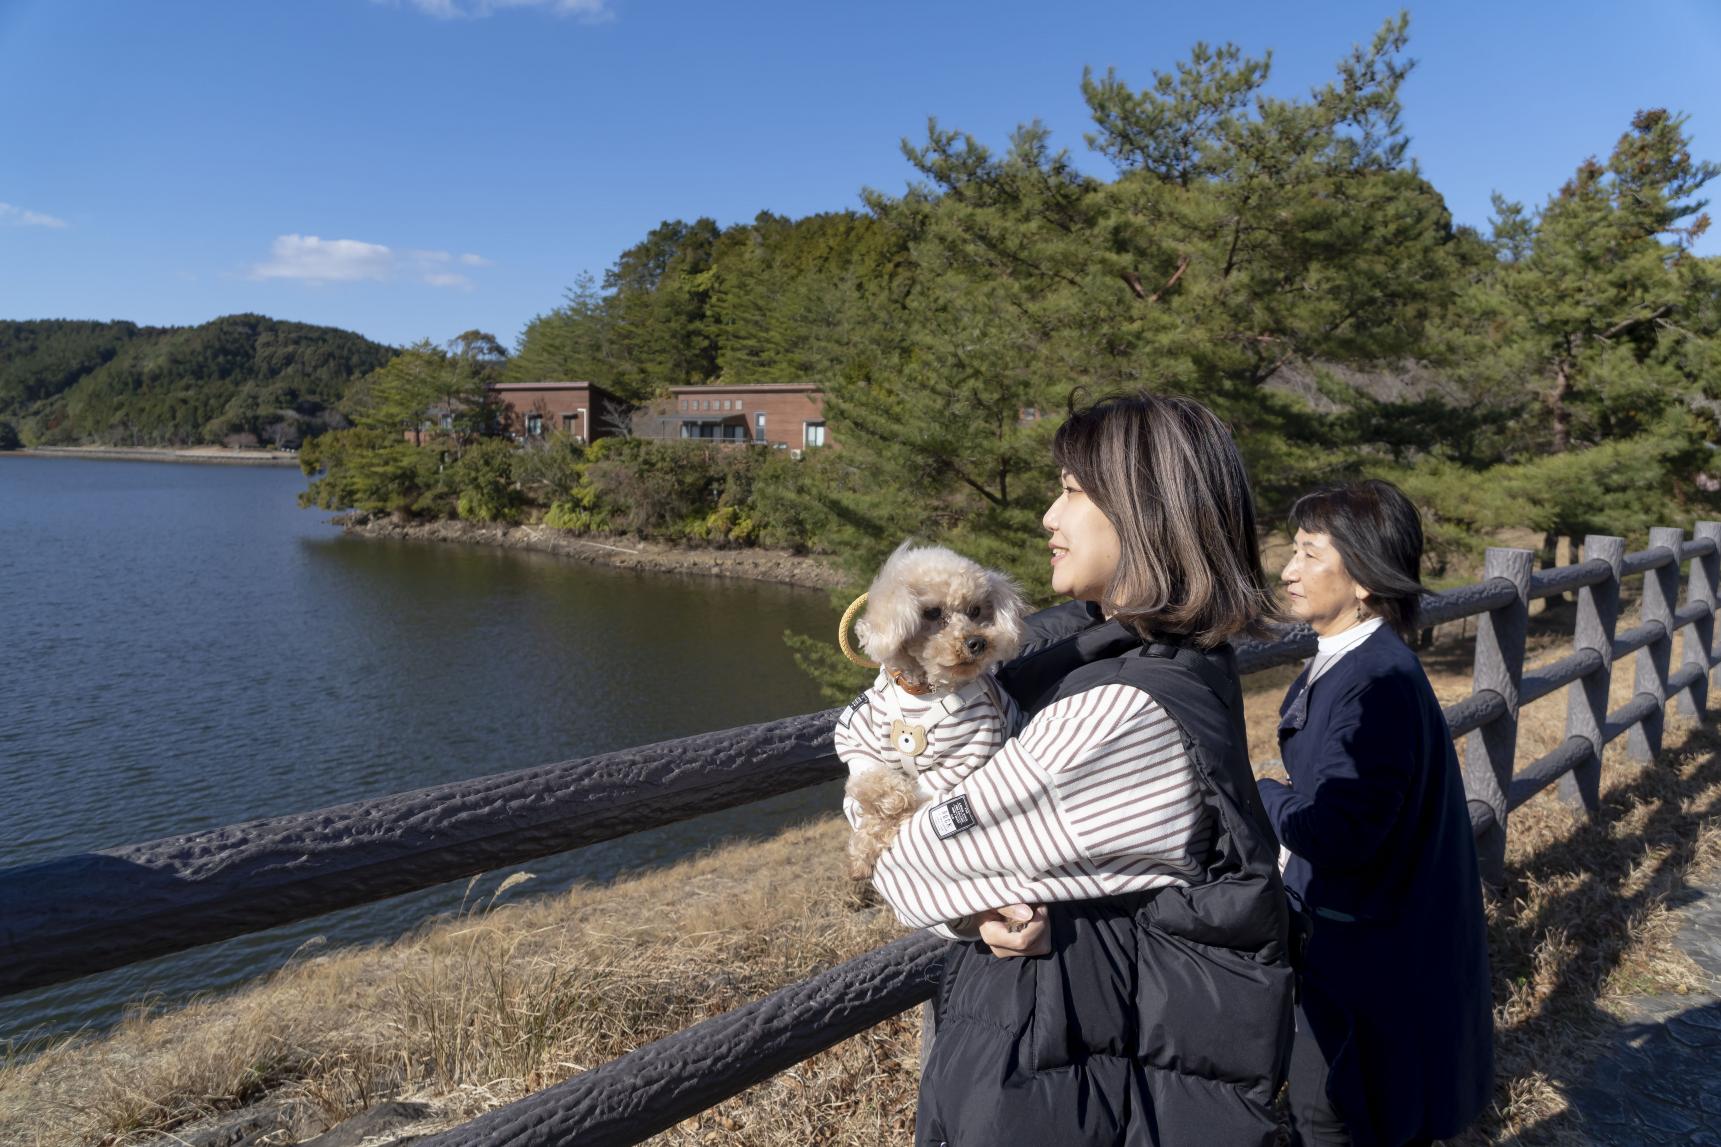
[1315,616,1384,658]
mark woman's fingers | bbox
[977,904,1050,957]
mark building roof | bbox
[490,381,603,391]
[667,383,821,395]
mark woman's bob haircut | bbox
[1288,478,1427,638]
[1052,391,1277,648]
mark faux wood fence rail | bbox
[4,522,1719,1145]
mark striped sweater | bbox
[853,681,1212,933]
[833,670,1019,803]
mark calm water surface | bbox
[0,456,838,1040]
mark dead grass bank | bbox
[3,611,1719,1145]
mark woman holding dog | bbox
[862,392,1296,1146]
[1257,479,1493,1146]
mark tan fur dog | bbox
[835,542,1028,879]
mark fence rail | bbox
[5,520,1720,1144]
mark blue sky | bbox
[3,0,1718,351]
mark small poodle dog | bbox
[835,542,1028,880]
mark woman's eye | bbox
[922,606,943,621]
[966,605,982,619]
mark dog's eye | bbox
[921,606,943,622]
[966,605,983,620]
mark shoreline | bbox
[335,512,847,590]
[9,445,301,467]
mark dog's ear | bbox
[860,575,923,663]
[987,570,1030,661]
[861,544,931,663]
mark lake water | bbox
[0,456,839,1041]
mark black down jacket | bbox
[915,603,1295,1147]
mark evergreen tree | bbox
[347,338,493,449]
[1420,108,1721,563]
[817,15,1462,596]
[506,273,621,388]
[605,218,722,395]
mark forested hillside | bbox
[0,315,394,448]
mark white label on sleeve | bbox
[930,794,977,840]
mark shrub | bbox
[512,434,585,505]
[451,438,524,523]
[297,428,447,518]
[583,441,738,536]
[543,499,610,533]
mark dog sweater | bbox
[834,670,1019,806]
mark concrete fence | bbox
[3,522,1718,1145]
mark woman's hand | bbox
[975,903,1050,958]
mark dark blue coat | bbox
[1257,626,1493,1146]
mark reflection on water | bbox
[0,456,838,1039]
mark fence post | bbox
[1463,547,1534,886]
[1677,520,1721,719]
[1558,536,1623,817]
[1629,526,1682,762]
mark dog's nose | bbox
[965,636,988,656]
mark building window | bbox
[754,411,766,442]
[440,414,453,430]
[803,421,827,448]
[679,399,688,412]
[526,413,544,437]
[726,424,744,440]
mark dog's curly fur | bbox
[844,542,1028,879]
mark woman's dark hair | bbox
[1052,391,1278,648]
[1288,479,1426,638]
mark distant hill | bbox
[0,315,396,448]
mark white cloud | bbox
[253,234,394,283]
[387,0,614,23]
[0,201,69,229]
[249,234,490,288]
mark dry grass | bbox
[0,829,916,1146]
[4,603,1720,1146]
